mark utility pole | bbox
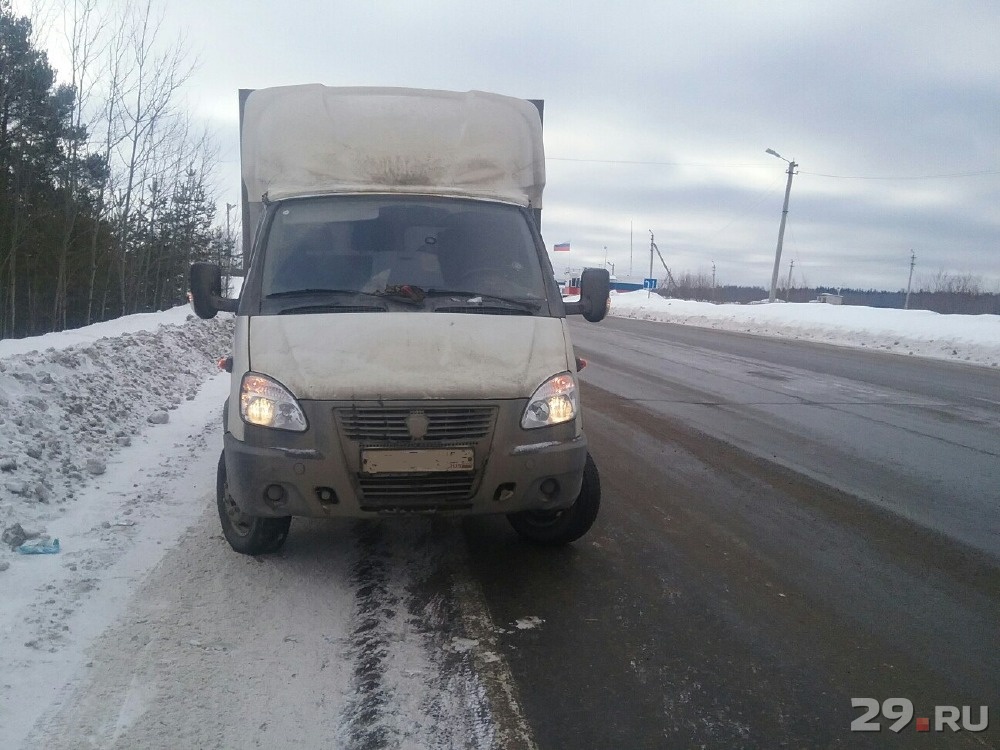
[629,220,633,277]
[648,232,676,293]
[712,261,717,303]
[606,260,615,277]
[904,250,916,309]
[765,149,798,302]
[648,231,655,299]
[785,259,794,301]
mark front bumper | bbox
[224,398,587,517]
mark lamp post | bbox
[765,148,797,303]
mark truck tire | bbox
[507,453,601,545]
[216,452,291,555]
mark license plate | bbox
[361,448,474,474]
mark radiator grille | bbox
[338,406,495,443]
[358,472,475,509]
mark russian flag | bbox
[553,242,570,252]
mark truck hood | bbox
[248,314,571,401]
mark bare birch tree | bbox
[107,0,193,315]
[50,0,106,328]
[2,0,218,334]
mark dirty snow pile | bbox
[608,291,1000,368]
[0,311,232,559]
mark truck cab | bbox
[190,85,609,553]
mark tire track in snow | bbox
[338,520,537,750]
[342,522,396,750]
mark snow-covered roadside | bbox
[0,310,233,745]
[0,311,232,544]
[0,306,203,360]
[1,307,538,749]
[607,291,1000,368]
[2,376,229,745]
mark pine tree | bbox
[0,1,88,336]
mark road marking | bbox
[452,565,539,750]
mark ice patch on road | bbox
[448,637,481,653]
[514,616,544,630]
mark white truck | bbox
[190,85,610,554]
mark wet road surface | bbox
[458,318,999,748]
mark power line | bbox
[547,157,762,168]
[708,173,784,236]
[793,169,999,180]
[546,156,1000,180]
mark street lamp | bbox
[765,148,798,303]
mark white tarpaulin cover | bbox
[241,85,545,207]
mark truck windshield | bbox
[261,196,549,307]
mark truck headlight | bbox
[240,372,308,431]
[521,372,578,429]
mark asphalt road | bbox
[22,318,999,749]
[570,316,1000,558]
[459,317,999,748]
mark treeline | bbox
[659,272,1000,314]
[0,0,228,339]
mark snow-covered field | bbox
[607,290,1000,368]
[1,296,997,745]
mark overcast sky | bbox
[18,0,1000,291]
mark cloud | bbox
[40,0,987,291]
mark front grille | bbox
[338,406,495,443]
[358,472,475,510]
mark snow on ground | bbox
[0,307,233,745]
[1,293,997,745]
[607,290,1000,368]
[0,306,204,360]
[0,309,232,540]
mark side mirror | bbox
[565,267,610,322]
[189,262,238,319]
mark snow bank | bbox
[608,291,1000,368]
[0,310,234,541]
[0,306,201,359]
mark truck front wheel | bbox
[507,453,601,545]
[217,452,291,555]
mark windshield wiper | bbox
[266,286,538,311]
[266,288,422,306]
[266,288,366,299]
[424,289,540,312]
